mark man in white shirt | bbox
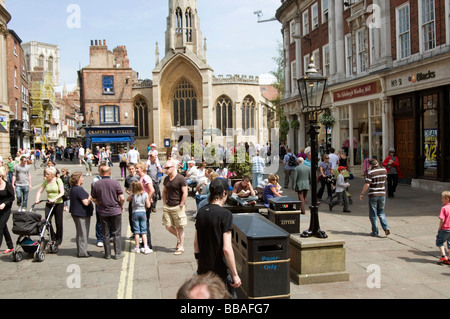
[328,148,339,171]
[185,160,198,186]
[78,146,85,166]
[127,145,140,164]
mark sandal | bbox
[174,249,184,255]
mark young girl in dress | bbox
[127,181,152,254]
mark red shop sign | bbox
[333,82,378,102]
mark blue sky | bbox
[5,0,282,87]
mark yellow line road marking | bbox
[117,233,135,299]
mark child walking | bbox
[127,181,152,254]
[329,166,351,213]
[436,191,450,264]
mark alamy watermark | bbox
[66,4,81,29]
[366,264,381,289]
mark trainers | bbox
[96,242,104,247]
[3,248,14,254]
[131,247,140,254]
[143,248,153,254]
[439,256,448,263]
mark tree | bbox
[270,41,288,142]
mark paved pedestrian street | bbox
[1,160,449,300]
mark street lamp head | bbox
[297,57,327,114]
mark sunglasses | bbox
[164,166,173,169]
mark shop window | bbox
[100,105,119,124]
[216,96,233,136]
[134,97,148,137]
[421,93,439,178]
[339,105,350,155]
[370,101,382,161]
[102,75,114,95]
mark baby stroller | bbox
[11,200,58,262]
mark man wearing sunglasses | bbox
[162,160,188,255]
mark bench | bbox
[223,201,267,214]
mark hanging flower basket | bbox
[319,112,335,127]
[290,119,300,130]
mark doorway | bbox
[394,117,414,181]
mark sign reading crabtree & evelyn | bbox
[333,82,378,102]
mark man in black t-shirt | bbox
[194,178,241,297]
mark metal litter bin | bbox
[232,213,290,299]
[268,197,301,233]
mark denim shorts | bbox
[131,211,147,235]
[435,229,450,247]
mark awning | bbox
[91,137,132,143]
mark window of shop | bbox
[352,104,368,165]
[421,93,439,178]
[102,75,114,95]
[339,105,349,155]
[370,101,382,161]
[100,105,119,124]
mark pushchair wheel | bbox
[12,251,23,262]
[34,250,45,262]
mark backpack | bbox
[288,154,297,167]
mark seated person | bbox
[185,160,198,186]
[263,174,283,205]
[216,164,228,179]
[231,176,259,206]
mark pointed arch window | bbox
[242,96,255,135]
[185,7,192,42]
[216,96,233,136]
[173,80,197,127]
[134,97,149,137]
[176,7,183,35]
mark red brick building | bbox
[79,40,135,160]
[6,29,30,156]
[277,0,450,191]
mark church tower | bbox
[151,0,213,149]
[166,0,203,59]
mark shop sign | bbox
[86,128,134,136]
[390,70,436,88]
[333,82,378,102]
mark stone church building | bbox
[131,0,275,157]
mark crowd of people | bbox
[2,140,450,299]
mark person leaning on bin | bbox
[194,177,241,298]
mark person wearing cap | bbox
[382,147,402,198]
[329,166,351,213]
[185,160,198,187]
[194,177,242,298]
[162,159,188,255]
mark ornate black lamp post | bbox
[297,58,328,239]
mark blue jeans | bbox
[131,211,147,234]
[368,196,389,236]
[252,173,263,189]
[15,185,29,209]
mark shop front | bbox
[84,126,136,162]
[386,58,450,191]
[330,79,386,175]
